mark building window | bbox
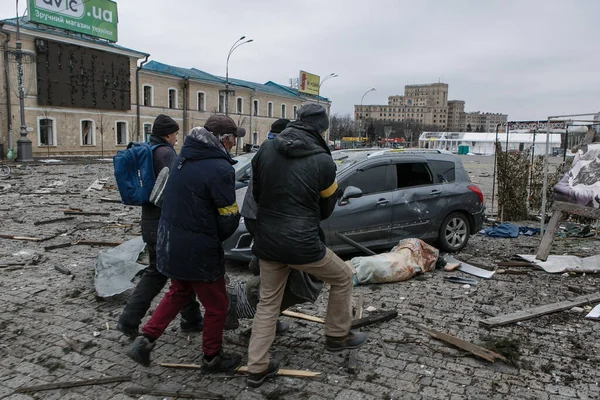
[168,88,177,109]
[143,85,153,106]
[236,97,243,114]
[268,102,273,118]
[143,123,152,142]
[281,104,286,118]
[219,93,225,113]
[253,100,259,116]
[116,121,128,145]
[38,117,56,146]
[80,119,95,145]
[197,92,205,111]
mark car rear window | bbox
[395,163,434,188]
[428,160,456,183]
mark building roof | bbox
[143,61,330,103]
[0,17,148,58]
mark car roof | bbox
[333,148,457,173]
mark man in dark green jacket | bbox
[246,104,366,388]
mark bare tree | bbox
[128,117,139,145]
[96,111,111,157]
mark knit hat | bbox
[270,119,290,134]
[297,104,329,133]
[152,114,179,136]
[204,115,246,137]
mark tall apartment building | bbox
[355,83,449,129]
[354,83,507,132]
[464,112,508,132]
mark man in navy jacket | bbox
[127,115,245,372]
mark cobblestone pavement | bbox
[0,159,599,400]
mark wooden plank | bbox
[75,240,123,247]
[44,242,74,251]
[99,198,122,204]
[497,261,535,267]
[64,210,110,216]
[0,234,43,242]
[16,376,131,393]
[281,310,325,324]
[481,292,600,327]
[34,216,75,226]
[281,309,398,328]
[123,387,223,399]
[555,201,600,220]
[414,324,505,363]
[351,310,398,329]
[236,366,321,378]
[536,210,564,261]
[348,294,364,374]
[160,363,322,378]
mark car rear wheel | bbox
[439,212,470,252]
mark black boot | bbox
[247,360,280,388]
[117,320,140,340]
[325,331,367,352]
[126,336,155,366]
[201,349,242,373]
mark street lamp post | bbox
[15,0,33,162]
[225,36,253,116]
[317,73,338,144]
[359,88,376,147]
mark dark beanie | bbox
[152,114,179,136]
[297,104,329,133]
[270,119,290,134]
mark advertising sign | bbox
[299,70,320,96]
[29,0,118,42]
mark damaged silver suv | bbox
[224,149,485,261]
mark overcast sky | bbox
[3,0,600,121]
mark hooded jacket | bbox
[252,118,338,265]
[141,134,176,245]
[156,128,240,282]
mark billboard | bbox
[29,0,118,42]
[299,70,320,96]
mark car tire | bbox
[438,212,470,252]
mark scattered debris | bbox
[53,265,73,276]
[86,178,108,192]
[443,276,478,285]
[281,310,325,324]
[365,306,377,312]
[518,254,600,274]
[414,323,506,363]
[351,310,398,329]
[585,304,600,320]
[94,236,146,297]
[480,292,600,327]
[445,256,495,279]
[348,294,364,374]
[99,197,122,204]
[481,336,521,366]
[159,363,322,378]
[123,387,223,400]
[15,376,131,393]
[34,216,75,226]
[64,209,110,216]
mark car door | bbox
[323,161,395,252]
[390,158,448,241]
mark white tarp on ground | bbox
[517,254,600,273]
[94,236,146,297]
[554,143,600,208]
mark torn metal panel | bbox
[445,255,496,279]
[94,236,146,297]
[517,254,600,273]
[585,304,600,319]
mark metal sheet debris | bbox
[445,255,496,279]
[517,254,600,273]
[94,236,146,297]
[585,304,600,320]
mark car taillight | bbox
[467,185,484,204]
